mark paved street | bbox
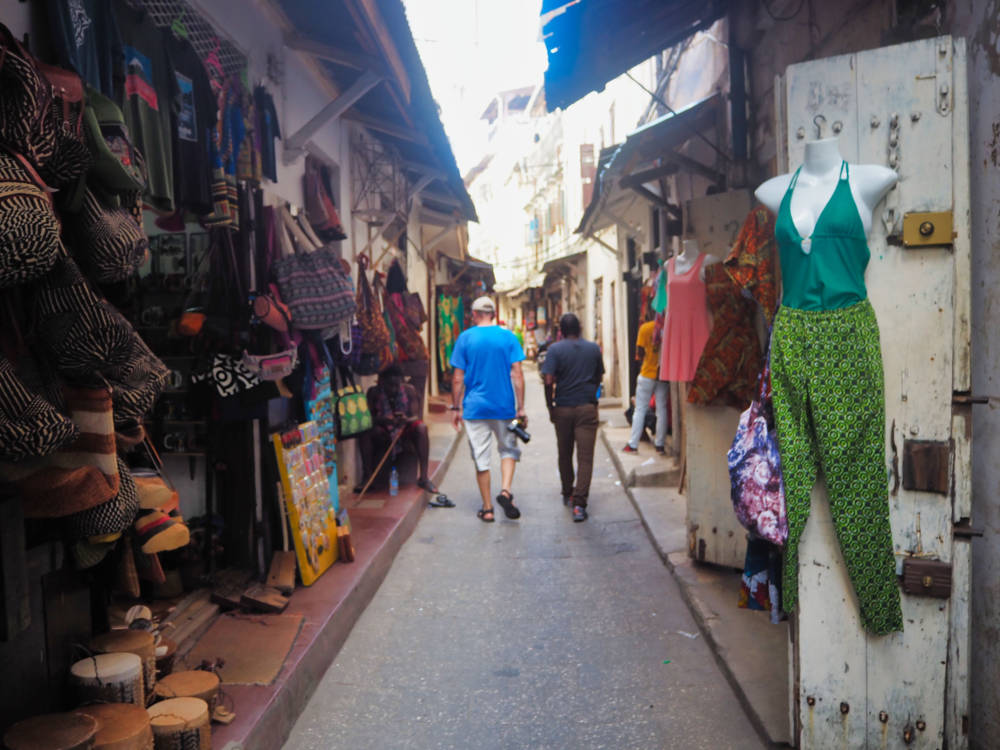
[284,373,763,750]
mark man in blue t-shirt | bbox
[450,296,526,522]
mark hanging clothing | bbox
[254,86,281,182]
[688,207,779,407]
[116,2,176,211]
[166,33,215,213]
[770,300,903,635]
[659,254,712,382]
[775,161,869,311]
[436,295,463,382]
[45,0,122,99]
[686,264,760,408]
[738,536,783,625]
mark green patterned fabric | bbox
[771,299,903,635]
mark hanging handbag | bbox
[332,365,372,439]
[726,350,788,547]
[273,205,356,329]
[0,147,62,289]
[81,85,147,194]
[385,289,428,361]
[355,254,392,355]
[64,185,148,283]
[303,156,347,241]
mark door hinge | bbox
[953,520,985,540]
[952,391,989,405]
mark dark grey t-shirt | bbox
[541,338,605,406]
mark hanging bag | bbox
[273,205,356,329]
[726,347,788,546]
[354,254,393,375]
[332,365,372,439]
[303,156,347,241]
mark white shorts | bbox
[464,419,521,472]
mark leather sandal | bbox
[495,490,520,519]
[476,506,495,522]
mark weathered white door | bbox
[779,36,972,749]
[684,189,753,569]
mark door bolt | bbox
[796,127,806,140]
[903,724,915,744]
[870,115,881,128]
[806,695,816,707]
[840,702,850,715]
[916,720,926,732]
[879,711,889,723]
[832,120,843,134]
[911,111,922,122]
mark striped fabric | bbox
[4,386,120,519]
[65,187,148,283]
[66,456,138,539]
[33,255,134,378]
[0,355,78,462]
[0,151,62,288]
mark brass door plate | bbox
[902,211,953,247]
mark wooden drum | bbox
[90,630,157,697]
[146,698,211,750]
[153,671,220,714]
[3,712,99,750]
[75,703,153,750]
[70,653,145,707]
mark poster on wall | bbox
[272,422,339,585]
[536,305,547,326]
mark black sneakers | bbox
[572,505,588,522]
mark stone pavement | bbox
[283,374,764,750]
[600,409,791,747]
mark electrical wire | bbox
[761,0,806,22]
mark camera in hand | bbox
[507,418,530,443]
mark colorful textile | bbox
[771,299,903,634]
[659,255,711,382]
[725,207,779,326]
[688,263,760,407]
[775,162,870,311]
[727,355,787,546]
[436,295,463,383]
[738,536,783,625]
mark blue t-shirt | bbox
[450,325,525,419]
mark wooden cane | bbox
[353,427,405,504]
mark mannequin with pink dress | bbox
[659,239,718,382]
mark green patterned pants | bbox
[771,300,903,635]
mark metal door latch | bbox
[952,392,989,405]
[903,211,953,247]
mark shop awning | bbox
[497,272,547,297]
[444,255,496,288]
[540,250,586,275]
[273,0,477,222]
[540,0,726,112]
[577,93,724,237]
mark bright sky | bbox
[402,0,548,175]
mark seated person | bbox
[357,364,437,494]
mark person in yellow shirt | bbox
[625,314,668,453]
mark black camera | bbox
[507,418,531,443]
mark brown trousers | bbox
[552,403,599,507]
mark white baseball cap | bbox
[471,296,495,313]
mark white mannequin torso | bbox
[672,239,719,280]
[754,138,897,239]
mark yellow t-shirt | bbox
[636,320,658,379]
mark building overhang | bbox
[539,0,726,112]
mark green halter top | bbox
[774,161,870,310]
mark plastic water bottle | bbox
[389,466,399,496]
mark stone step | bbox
[626,456,681,488]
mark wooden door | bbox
[780,36,972,749]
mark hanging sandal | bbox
[476,506,494,522]
[495,490,520,519]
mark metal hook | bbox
[813,114,827,139]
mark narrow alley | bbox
[283,366,763,750]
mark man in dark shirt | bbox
[540,313,604,521]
